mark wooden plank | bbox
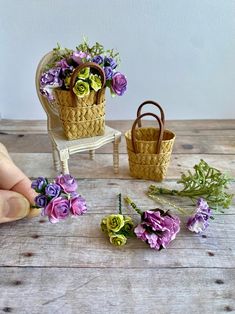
[9,153,235,178]
[0,267,234,314]
[0,179,234,268]
[1,133,235,154]
[1,119,235,134]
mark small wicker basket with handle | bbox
[125,101,175,181]
[53,62,106,140]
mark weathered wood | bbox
[9,153,235,178]
[1,132,235,154]
[0,267,234,314]
[0,119,235,314]
[1,119,235,134]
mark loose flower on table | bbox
[31,174,87,223]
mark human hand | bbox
[0,143,40,223]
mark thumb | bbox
[0,190,30,223]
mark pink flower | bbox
[43,197,70,223]
[70,195,87,216]
[55,174,78,193]
[72,51,90,64]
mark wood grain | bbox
[0,268,234,314]
[0,119,235,314]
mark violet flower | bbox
[31,177,47,192]
[45,183,61,198]
[187,198,212,233]
[35,194,48,208]
[43,197,70,223]
[104,57,117,69]
[70,195,87,216]
[111,72,127,96]
[55,174,78,193]
[134,210,180,250]
[40,68,62,87]
[72,51,90,64]
[104,66,113,80]
[92,55,104,65]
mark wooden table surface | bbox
[0,119,234,314]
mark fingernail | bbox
[5,197,30,219]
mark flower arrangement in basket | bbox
[125,100,175,181]
[39,39,127,140]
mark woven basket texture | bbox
[54,89,105,140]
[125,110,175,181]
[125,127,175,154]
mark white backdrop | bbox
[1,0,235,120]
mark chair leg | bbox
[89,150,95,160]
[61,160,69,174]
[113,138,120,174]
[59,149,70,174]
[51,143,60,172]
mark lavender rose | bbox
[72,51,89,64]
[55,174,78,193]
[35,194,48,208]
[31,177,47,192]
[43,197,70,223]
[45,183,61,198]
[104,66,113,80]
[111,72,127,96]
[40,68,62,87]
[92,55,104,65]
[134,209,180,250]
[104,57,117,69]
[187,198,212,233]
[70,195,87,216]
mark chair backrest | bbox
[35,51,61,131]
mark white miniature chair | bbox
[35,51,121,174]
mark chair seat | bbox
[49,125,121,154]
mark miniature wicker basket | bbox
[125,101,175,181]
[53,62,106,140]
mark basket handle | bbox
[69,62,106,106]
[137,100,165,127]
[131,112,164,154]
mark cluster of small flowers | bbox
[32,174,87,223]
[40,48,127,101]
[101,197,212,250]
[101,214,134,246]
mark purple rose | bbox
[92,55,104,65]
[111,72,127,96]
[70,195,87,216]
[104,57,117,69]
[187,198,212,233]
[43,197,70,223]
[31,177,47,192]
[104,66,113,80]
[55,174,78,193]
[45,183,61,198]
[72,51,89,64]
[134,209,180,250]
[35,194,48,208]
[40,68,62,87]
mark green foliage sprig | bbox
[148,159,234,212]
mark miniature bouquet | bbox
[40,39,127,101]
[31,174,87,223]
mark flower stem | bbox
[148,194,189,216]
[118,193,122,215]
[124,196,142,215]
